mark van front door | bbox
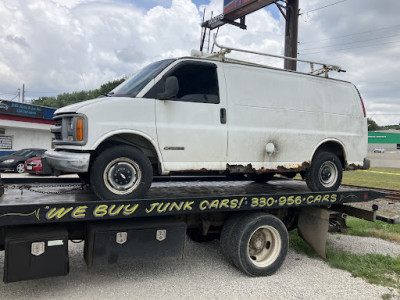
[154,61,227,172]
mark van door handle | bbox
[220,108,227,124]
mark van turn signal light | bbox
[76,118,84,141]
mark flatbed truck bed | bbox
[0,178,385,283]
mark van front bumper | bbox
[43,150,90,173]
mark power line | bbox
[300,0,347,15]
[25,91,60,95]
[368,114,400,116]
[299,32,400,52]
[299,40,400,55]
[0,92,17,96]
[299,24,400,45]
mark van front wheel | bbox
[305,152,342,191]
[90,146,153,200]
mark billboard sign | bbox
[0,99,55,120]
[223,0,275,20]
[224,0,251,14]
[202,0,275,29]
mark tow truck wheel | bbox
[247,173,275,183]
[229,212,288,276]
[220,212,248,263]
[90,145,153,200]
[305,151,342,192]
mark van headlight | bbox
[51,114,88,145]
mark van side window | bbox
[168,63,219,104]
[145,61,220,103]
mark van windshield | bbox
[110,59,176,97]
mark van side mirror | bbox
[157,76,179,100]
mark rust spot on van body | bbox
[346,163,364,171]
[226,161,310,174]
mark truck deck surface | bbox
[0,178,370,205]
[0,178,382,227]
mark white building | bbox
[0,100,55,155]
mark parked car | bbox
[0,149,47,173]
[24,156,48,175]
[373,147,385,153]
[0,172,3,197]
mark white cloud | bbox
[297,0,400,126]
[0,0,398,126]
[0,0,200,97]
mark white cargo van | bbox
[44,43,369,200]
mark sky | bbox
[0,0,399,126]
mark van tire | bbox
[247,173,275,183]
[78,172,90,184]
[305,151,342,191]
[90,145,153,200]
[229,212,289,276]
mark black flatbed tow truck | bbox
[0,177,384,283]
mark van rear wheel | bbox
[305,152,342,191]
[90,145,153,200]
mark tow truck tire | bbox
[90,145,153,200]
[247,173,275,183]
[220,212,248,262]
[305,151,342,192]
[229,212,289,276]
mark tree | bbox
[367,118,380,131]
[32,78,125,108]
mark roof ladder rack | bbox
[213,34,346,78]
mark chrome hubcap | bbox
[104,158,141,195]
[318,161,338,188]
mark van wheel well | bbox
[92,134,161,175]
[313,141,345,168]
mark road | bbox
[0,237,398,300]
[368,151,400,168]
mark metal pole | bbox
[284,0,299,71]
[22,84,25,103]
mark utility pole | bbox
[21,84,25,103]
[283,0,299,71]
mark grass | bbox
[345,217,400,243]
[290,217,400,294]
[288,168,400,296]
[342,168,400,190]
[291,167,400,190]
[290,230,400,291]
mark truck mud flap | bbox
[297,207,331,259]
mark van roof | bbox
[178,55,354,86]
